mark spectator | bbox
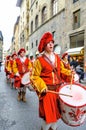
[0,61,2,71]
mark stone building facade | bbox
[29,0,86,69]
[65,0,86,69]
[29,0,65,57]
[16,0,29,55]
[12,16,20,53]
[15,0,86,69]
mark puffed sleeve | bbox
[12,60,19,75]
[28,59,32,72]
[30,59,47,93]
[7,61,12,73]
[60,61,72,76]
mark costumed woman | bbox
[30,32,73,130]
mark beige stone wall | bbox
[19,0,29,54]
[14,24,20,53]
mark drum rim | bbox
[59,83,86,108]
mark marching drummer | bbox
[11,53,18,89]
[13,48,32,102]
[4,55,12,83]
[30,32,73,130]
[60,52,75,83]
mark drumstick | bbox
[70,73,73,90]
[47,90,72,97]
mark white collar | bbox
[19,56,26,62]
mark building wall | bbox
[0,40,3,61]
[18,0,29,52]
[65,0,86,69]
[12,17,20,53]
[0,31,3,62]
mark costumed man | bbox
[13,48,32,102]
[10,53,18,88]
[4,55,11,82]
[30,32,73,130]
[7,55,14,87]
[60,53,74,83]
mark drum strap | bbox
[43,54,62,85]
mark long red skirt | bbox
[39,92,61,124]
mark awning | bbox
[66,46,84,55]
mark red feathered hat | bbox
[62,53,68,59]
[12,53,17,58]
[38,32,54,53]
[18,48,26,55]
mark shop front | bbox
[66,46,84,67]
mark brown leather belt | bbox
[47,84,60,91]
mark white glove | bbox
[15,72,20,76]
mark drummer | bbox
[4,55,12,83]
[30,32,73,130]
[13,48,32,102]
[60,52,75,83]
[11,53,18,89]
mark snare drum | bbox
[21,72,30,85]
[59,83,86,126]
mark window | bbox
[36,40,38,47]
[31,21,33,33]
[42,6,47,23]
[52,0,58,16]
[36,1,38,8]
[73,0,79,3]
[35,15,38,29]
[26,46,28,51]
[73,10,80,29]
[22,34,24,42]
[31,9,33,15]
[31,42,33,48]
[52,31,56,39]
[70,32,84,48]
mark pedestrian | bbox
[13,48,32,102]
[30,32,73,130]
[0,61,2,71]
[70,56,79,70]
[75,64,84,83]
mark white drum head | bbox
[59,84,86,107]
[21,72,30,85]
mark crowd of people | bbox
[4,32,85,130]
